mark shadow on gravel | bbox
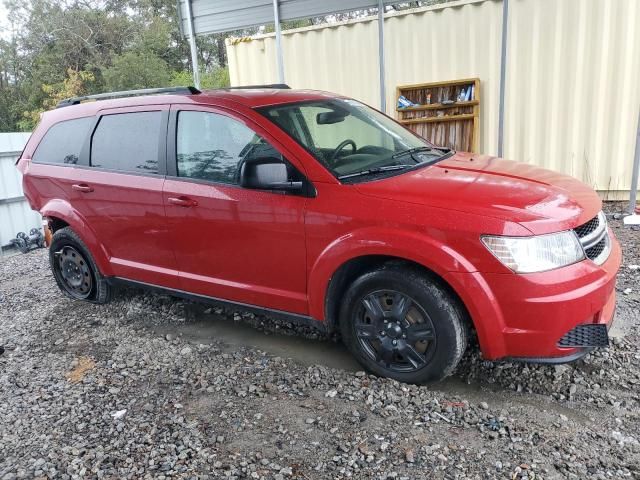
[145,302,533,403]
[151,304,360,372]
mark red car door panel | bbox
[163,105,308,313]
[73,170,177,287]
[163,179,308,312]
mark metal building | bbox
[224,0,640,201]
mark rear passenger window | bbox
[32,117,92,165]
[176,111,275,184]
[91,111,162,174]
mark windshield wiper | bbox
[392,146,435,159]
[392,146,451,160]
[338,165,410,180]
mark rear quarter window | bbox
[32,117,93,165]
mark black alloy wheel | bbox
[340,264,468,384]
[354,290,436,373]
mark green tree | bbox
[19,69,95,130]
[169,68,229,90]
[103,52,170,91]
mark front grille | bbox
[573,211,610,265]
[558,324,609,348]
[574,215,599,238]
[585,237,606,260]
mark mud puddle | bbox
[151,309,360,372]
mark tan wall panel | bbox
[227,0,640,195]
[504,0,640,194]
[229,19,381,107]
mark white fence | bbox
[227,0,640,199]
[0,132,41,251]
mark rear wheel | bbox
[340,264,467,384]
[49,227,111,304]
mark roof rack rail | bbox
[56,86,201,108]
[225,84,291,90]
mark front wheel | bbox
[339,264,467,384]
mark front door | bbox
[163,106,309,314]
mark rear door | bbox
[162,104,309,314]
[71,105,180,289]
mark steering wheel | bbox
[330,139,357,162]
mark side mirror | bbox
[240,156,304,192]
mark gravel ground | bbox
[1,208,639,479]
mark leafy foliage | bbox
[103,52,170,91]
[169,69,230,90]
[20,69,95,130]
[0,0,232,131]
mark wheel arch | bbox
[40,199,113,276]
[308,228,479,333]
[47,216,70,233]
[323,253,473,332]
[313,240,505,359]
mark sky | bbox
[0,2,10,40]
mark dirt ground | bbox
[0,206,639,479]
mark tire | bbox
[339,263,467,384]
[49,227,111,304]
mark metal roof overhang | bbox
[177,0,397,109]
[177,0,396,35]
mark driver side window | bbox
[176,111,279,184]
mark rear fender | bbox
[40,199,113,276]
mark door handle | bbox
[168,196,198,207]
[72,183,93,193]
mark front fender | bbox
[41,199,113,276]
[307,226,506,360]
[307,226,477,322]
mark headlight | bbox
[481,231,585,273]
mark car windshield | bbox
[257,99,451,180]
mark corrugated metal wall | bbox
[227,0,640,197]
[504,0,640,198]
[0,133,41,250]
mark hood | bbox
[354,152,602,235]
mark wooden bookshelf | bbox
[396,78,480,152]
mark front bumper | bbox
[446,228,622,361]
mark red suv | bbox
[18,85,621,383]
